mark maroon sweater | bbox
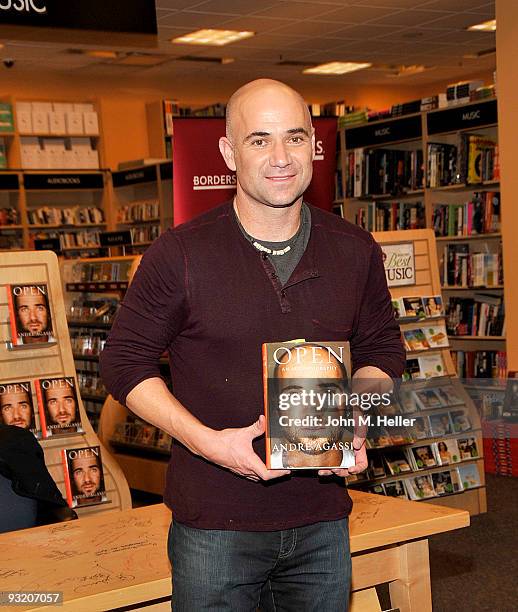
[100,202,405,530]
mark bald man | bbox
[101,79,405,611]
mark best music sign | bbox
[380,242,416,287]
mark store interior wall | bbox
[1,68,494,170]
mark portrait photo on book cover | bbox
[0,380,40,437]
[7,283,56,347]
[264,341,355,470]
[63,445,108,508]
[36,376,84,437]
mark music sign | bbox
[380,242,415,287]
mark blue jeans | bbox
[168,518,351,611]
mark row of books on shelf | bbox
[445,295,505,337]
[0,139,6,168]
[392,295,443,319]
[20,136,100,170]
[0,207,19,226]
[345,148,424,198]
[39,229,102,249]
[427,135,499,188]
[70,329,107,357]
[452,350,507,379]
[67,298,119,324]
[27,206,104,226]
[404,354,446,380]
[0,377,83,439]
[364,437,479,480]
[433,191,500,237]
[338,81,494,128]
[77,371,106,398]
[0,102,13,132]
[130,224,160,244]
[402,323,449,352]
[65,260,133,283]
[354,201,425,232]
[111,419,173,452]
[442,244,502,287]
[352,464,481,501]
[15,100,99,136]
[117,199,160,223]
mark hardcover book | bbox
[433,439,461,465]
[432,470,460,496]
[383,449,412,475]
[262,340,355,470]
[457,464,481,490]
[35,376,83,438]
[457,437,479,460]
[0,380,40,437]
[384,480,408,499]
[429,412,455,436]
[409,444,438,470]
[405,474,436,499]
[62,445,108,508]
[6,283,56,347]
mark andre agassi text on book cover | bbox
[262,340,355,470]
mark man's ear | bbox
[219,137,236,172]
[311,127,316,161]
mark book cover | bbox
[6,283,56,347]
[413,388,443,411]
[456,464,481,490]
[423,324,449,349]
[404,474,436,500]
[366,483,385,495]
[263,340,354,469]
[368,452,387,479]
[409,444,438,470]
[391,298,405,319]
[451,409,472,432]
[383,449,412,475]
[429,412,455,436]
[0,380,40,438]
[62,445,108,508]
[432,470,460,496]
[422,295,443,318]
[35,376,83,438]
[397,387,419,414]
[458,437,479,460]
[384,480,408,499]
[433,439,461,465]
[434,384,463,407]
[402,297,425,318]
[412,415,432,440]
[403,329,430,351]
[402,358,421,381]
[417,354,446,378]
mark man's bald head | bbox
[225,79,311,141]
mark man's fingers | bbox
[248,415,266,439]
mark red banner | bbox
[304,116,338,213]
[172,116,337,226]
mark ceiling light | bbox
[172,29,255,46]
[467,19,496,32]
[86,50,119,59]
[303,61,371,75]
[387,64,428,77]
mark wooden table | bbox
[0,491,469,611]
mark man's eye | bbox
[252,139,265,146]
[289,136,303,143]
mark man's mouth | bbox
[266,175,296,182]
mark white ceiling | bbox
[0,0,496,100]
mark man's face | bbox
[416,448,429,462]
[71,455,101,497]
[45,386,76,426]
[221,87,315,209]
[0,390,32,428]
[276,346,346,454]
[16,293,48,335]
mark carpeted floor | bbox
[428,473,518,612]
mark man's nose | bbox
[269,140,291,167]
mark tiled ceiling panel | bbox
[0,0,496,100]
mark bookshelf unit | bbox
[339,98,506,379]
[110,162,173,252]
[60,255,137,431]
[5,97,103,171]
[0,172,24,251]
[346,229,486,516]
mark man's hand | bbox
[317,437,368,478]
[204,415,291,482]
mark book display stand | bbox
[0,250,131,516]
[349,229,486,516]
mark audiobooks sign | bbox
[173,116,337,226]
[0,0,157,34]
[380,242,416,287]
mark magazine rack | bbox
[0,250,131,516]
[370,229,486,516]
